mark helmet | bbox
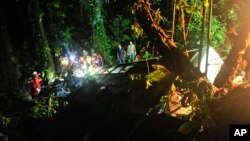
[33,71,38,75]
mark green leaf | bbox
[204,0,209,7]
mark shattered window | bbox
[121,65,134,73]
[111,65,135,73]
[103,66,116,74]
[111,66,124,73]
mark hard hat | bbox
[33,71,38,75]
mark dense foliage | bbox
[1,0,250,140]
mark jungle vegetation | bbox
[1,0,250,140]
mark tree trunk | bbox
[214,34,247,87]
[0,11,20,92]
[171,0,176,40]
[92,0,112,64]
[205,0,213,74]
[214,0,250,87]
[135,0,202,81]
[198,5,206,70]
[180,7,187,55]
[185,0,196,43]
[32,0,55,81]
[79,0,84,22]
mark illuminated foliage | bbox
[142,51,154,59]
[146,64,215,133]
[145,65,174,87]
[108,15,132,44]
[89,0,113,64]
[171,0,228,54]
[30,94,68,119]
[131,22,144,39]
[154,8,167,24]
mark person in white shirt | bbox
[127,41,136,62]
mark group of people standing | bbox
[28,41,137,98]
[57,49,103,80]
[117,41,137,64]
[28,48,103,99]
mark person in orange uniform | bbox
[29,71,42,99]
